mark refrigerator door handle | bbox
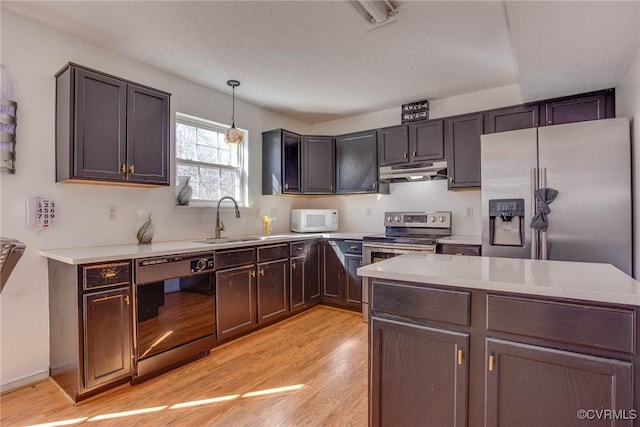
[540,167,548,260]
[531,168,538,259]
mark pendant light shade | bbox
[224,79,243,146]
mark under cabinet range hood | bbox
[379,160,447,182]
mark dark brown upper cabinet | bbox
[446,112,483,190]
[302,135,335,194]
[262,129,302,195]
[483,104,539,134]
[378,125,409,166]
[378,121,445,166]
[539,89,614,126]
[55,63,170,186]
[336,130,389,194]
[409,119,445,162]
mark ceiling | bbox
[3,1,639,124]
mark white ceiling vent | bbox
[347,0,397,26]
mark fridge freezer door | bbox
[538,118,632,275]
[481,128,538,259]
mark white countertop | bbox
[357,253,640,306]
[40,232,373,265]
[436,235,482,245]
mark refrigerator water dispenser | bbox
[488,199,525,247]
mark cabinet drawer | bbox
[371,281,470,326]
[290,242,306,257]
[341,240,362,255]
[82,261,131,290]
[439,244,481,256]
[257,244,289,262]
[487,295,636,354]
[215,247,255,269]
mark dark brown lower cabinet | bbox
[48,259,133,403]
[321,240,343,305]
[215,264,257,342]
[320,240,363,311]
[306,240,321,304]
[485,338,633,427]
[371,317,469,427]
[257,259,289,323]
[290,256,305,312]
[83,287,132,389]
[345,254,362,309]
[368,279,640,426]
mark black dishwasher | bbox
[134,252,216,380]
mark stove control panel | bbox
[384,211,451,228]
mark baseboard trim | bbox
[1,371,49,394]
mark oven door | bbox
[363,243,437,266]
[361,243,437,323]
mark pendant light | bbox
[224,79,243,145]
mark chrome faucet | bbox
[215,196,241,239]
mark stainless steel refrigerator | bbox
[481,118,632,275]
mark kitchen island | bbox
[358,254,640,427]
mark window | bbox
[175,113,247,205]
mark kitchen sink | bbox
[196,234,290,244]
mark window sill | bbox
[175,201,249,210]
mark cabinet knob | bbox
[120,164,127,174]
[412,151,416,158]
[449,176,454,184]
[292,263,296,270]
[371,181,376,189]
[128,164,135,175]
[284,183,289,191]
[403,152,407,158]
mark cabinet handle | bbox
[284,183,289,190]
[455,252,464,256]
[250,270,256,278]
[125,295,130,305]
[92,294,124,303]
[449,176,454,184]
[412,151,416,157]
[330,184,333,191]
[259,269,264,276]
[128,164,135,175]
[457,349,463,365]
[488,355,495,371]
[371,181,376,189]
[100,268,117,279]
[403,152,407,158]
[292,263,296,270]
[120,164,127,174]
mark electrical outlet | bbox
[107,205,118,220]
[366,208,372,217]
[465,206,474,218]
[270,208,277,219]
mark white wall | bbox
[308,84,524,235]
[0,11,312,389]
[616,44,640,279]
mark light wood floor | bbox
[1,306,368,427]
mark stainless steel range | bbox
[361,211,451,321]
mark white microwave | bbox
[291,209,338,233]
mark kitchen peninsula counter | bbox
[358,253,640,427]
[357,252,640,305]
